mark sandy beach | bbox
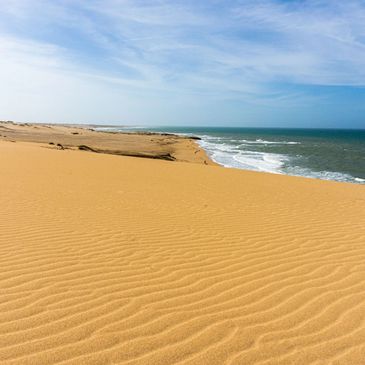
[0,122,214,165]
[1,131,365,364]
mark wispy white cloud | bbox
[0,0,365,125]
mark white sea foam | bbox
[198,139,288,174]
[355,177,365,182]
[237,139,300,145]
[286,167,363,184]
[198,136,364,184]
[231,152,287,173]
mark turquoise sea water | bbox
[98,126,365,184]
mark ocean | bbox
[97,126,365,185]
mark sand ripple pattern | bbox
[1,142,365,365]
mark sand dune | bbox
[1,140,365,364]
[0,122,214,165]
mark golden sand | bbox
[0,122,214,165]
[0,140,365,365]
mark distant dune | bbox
[0,121,214,165]
[0,139,364,365]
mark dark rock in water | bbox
[190,136,201,140]
[72,132,79,135]
[57,143,64,150]
[49,142,54,145]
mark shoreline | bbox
[200,148,365,185]
[1,121,363,186]
[172,128,365,185]
[83,125,365,185]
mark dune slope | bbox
[0,122,213,165]
[0,141,365,365]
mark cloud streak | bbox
[0,0,365,126]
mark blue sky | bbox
[1,0,365,128]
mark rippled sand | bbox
[1,141,365,365]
